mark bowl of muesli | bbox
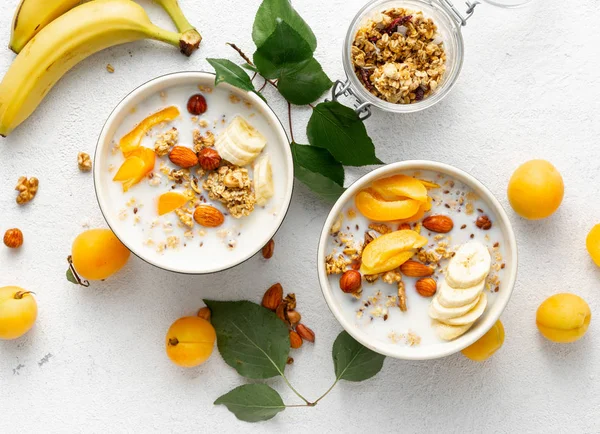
[317,161,518,360]
[94,72,294,274]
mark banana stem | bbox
[154,0,201,54]
[147,24,198,57]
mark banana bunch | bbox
[0,0,201,137]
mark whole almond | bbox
[415,278,437,297]
[276,302,287,323]
[193,205,224,227]
[400,260,434,277]
[197,307,211,322]
[296,324,315,343]
[169,146,199,168]
[422,215,454,233]
[262,239,275,259]
[289,330,303,349]
[262,283,283,311]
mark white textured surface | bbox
[1,0,599,432]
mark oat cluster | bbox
[351,8,446,104]
[203,165,256,218]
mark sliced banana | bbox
[254,155,274,206]
[428,293,480,321]
[215,116,267,166]
[432,320,474,341]
[445,241,491,289]
[437,278,485,308]
[442,293,488,326]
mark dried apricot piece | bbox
[360,250,415,275]
[158,192,191,216]
[129,147,156,170]
[120,106,180,155]
[371,174,428,203]
[396,197,432,223]
[113,147,156,192]
[361,230,428,270]
[355,189,421,221]
[417,179,440,189]
[113,156,145,182]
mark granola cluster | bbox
[203,165,256,218]
[193,129,215,152]
[154,127,179,157]
[352,8,446,104]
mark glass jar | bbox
[336,0,532,118]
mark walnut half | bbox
[15,176,39,205]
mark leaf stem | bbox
[258,79,268,93]
[226,42,279,90]
[312,379,339,405]
[287,101,295,143]
[280,372,311,405]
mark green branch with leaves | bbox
[206,300,386,422]
[207,0,383,203]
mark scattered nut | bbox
[368,223,391,234]
[193,205,225,227]
[276,302,287,323]
[78,152,92,172]
[398,281,407,312]
[197,307,211,322]
[296,324,315,343]
[286,357,294,365]
[287,310,301,327]
[415,278,437,297]
[262,239,275,259]
[198,148,222,171]
[340,270,362,293]
[262,283,283,311]
[169,146,199,168]
[3,228,23,249]
[422,215,454,233]
[476,215,492,230]
[289,330,303,349]
[187,94,208,115]
[15,177,39,205]
[330,213,343,235]
[283,293,296,310]
[400,260,434,277]
[398,223,412,230]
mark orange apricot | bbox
[158,192,191,216]
[370,174,428,203]
[71,229,130,281]
[361,230,428,271]
[113,147,156,192]
[355,189,421,222]
[166,316,216,368]
[360,250,415,275]
[119,106,180,155]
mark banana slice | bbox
[215,116,267,166]
[432,320,474,341]
[442,293,488,326]
[254,155,274,206]
[437,279,485,308]
[428,293,480,321]
[445,241,491,289]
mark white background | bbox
[1,0,599,433]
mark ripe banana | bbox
[9,0,81,54]
[153,0,201,49]
[445,241,491,289]
[254,155,274,205]
[215,116,267,166]
[431,320,474,341]
[0,0,194,137]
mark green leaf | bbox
[277,58,332,105]
[291,142,345,202]
[66,268,78,285]
[204,300,290,379]
[253,0,317,52]
[242,63,259,73]
[215,384,285,422]
[207,59,266,102]
[253,20,313,79]
[307,101,383,167]
[332,331,385,382]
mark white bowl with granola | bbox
[94,72,293,274]
[317,161,517,360]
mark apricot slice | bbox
[113,156,145,182]
[361,230,428,270]
[129,146,156,169]
[355,189,421,222]
[371,175,428,203]
[158,192,191,216]
[418,179,440,189]
[360,250,415,275]
[113,147,156,192]
[119,106,180,155]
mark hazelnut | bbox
[476,215,492,230]
[262,239,275,259]
[286,310,301,327]
[340,270,362,293]
[3,228,23,248]
[262,283,283,311]
[398,223,412,230]
[187,94,207,115]
[198,148,221,171]
[289,331,303,349]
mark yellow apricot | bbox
[586,224,600,267]
[113,147,156,192]
[355,189,421,221]
[360,250,415,275]
[536,293,591,343]
[72,229,130,281]
[158,191,191,216]
[370,174,428,203]
[461,320,505,362]
[119,106,180,155]
[507,160,564,220]
[0,287,37,340]
[361,230,428,272]
[166,316,216,368]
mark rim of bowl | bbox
[94,71,294,275]
[342,0,465,114]
[317,160,518,360]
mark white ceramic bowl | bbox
[94,72,294,274]
[317,161,518,360]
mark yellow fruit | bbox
[166,316,216,367]
[370,174,429,203]
[461,320,505,362]
[507,160,564,220]
[0,287,37,340]
[355,189,422,221]
[361,230,428,270]
[158,191,190,216]
[71,229,130,281]
[536,294,591,343]
[119,106,180,155]
[586,224,600,267]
